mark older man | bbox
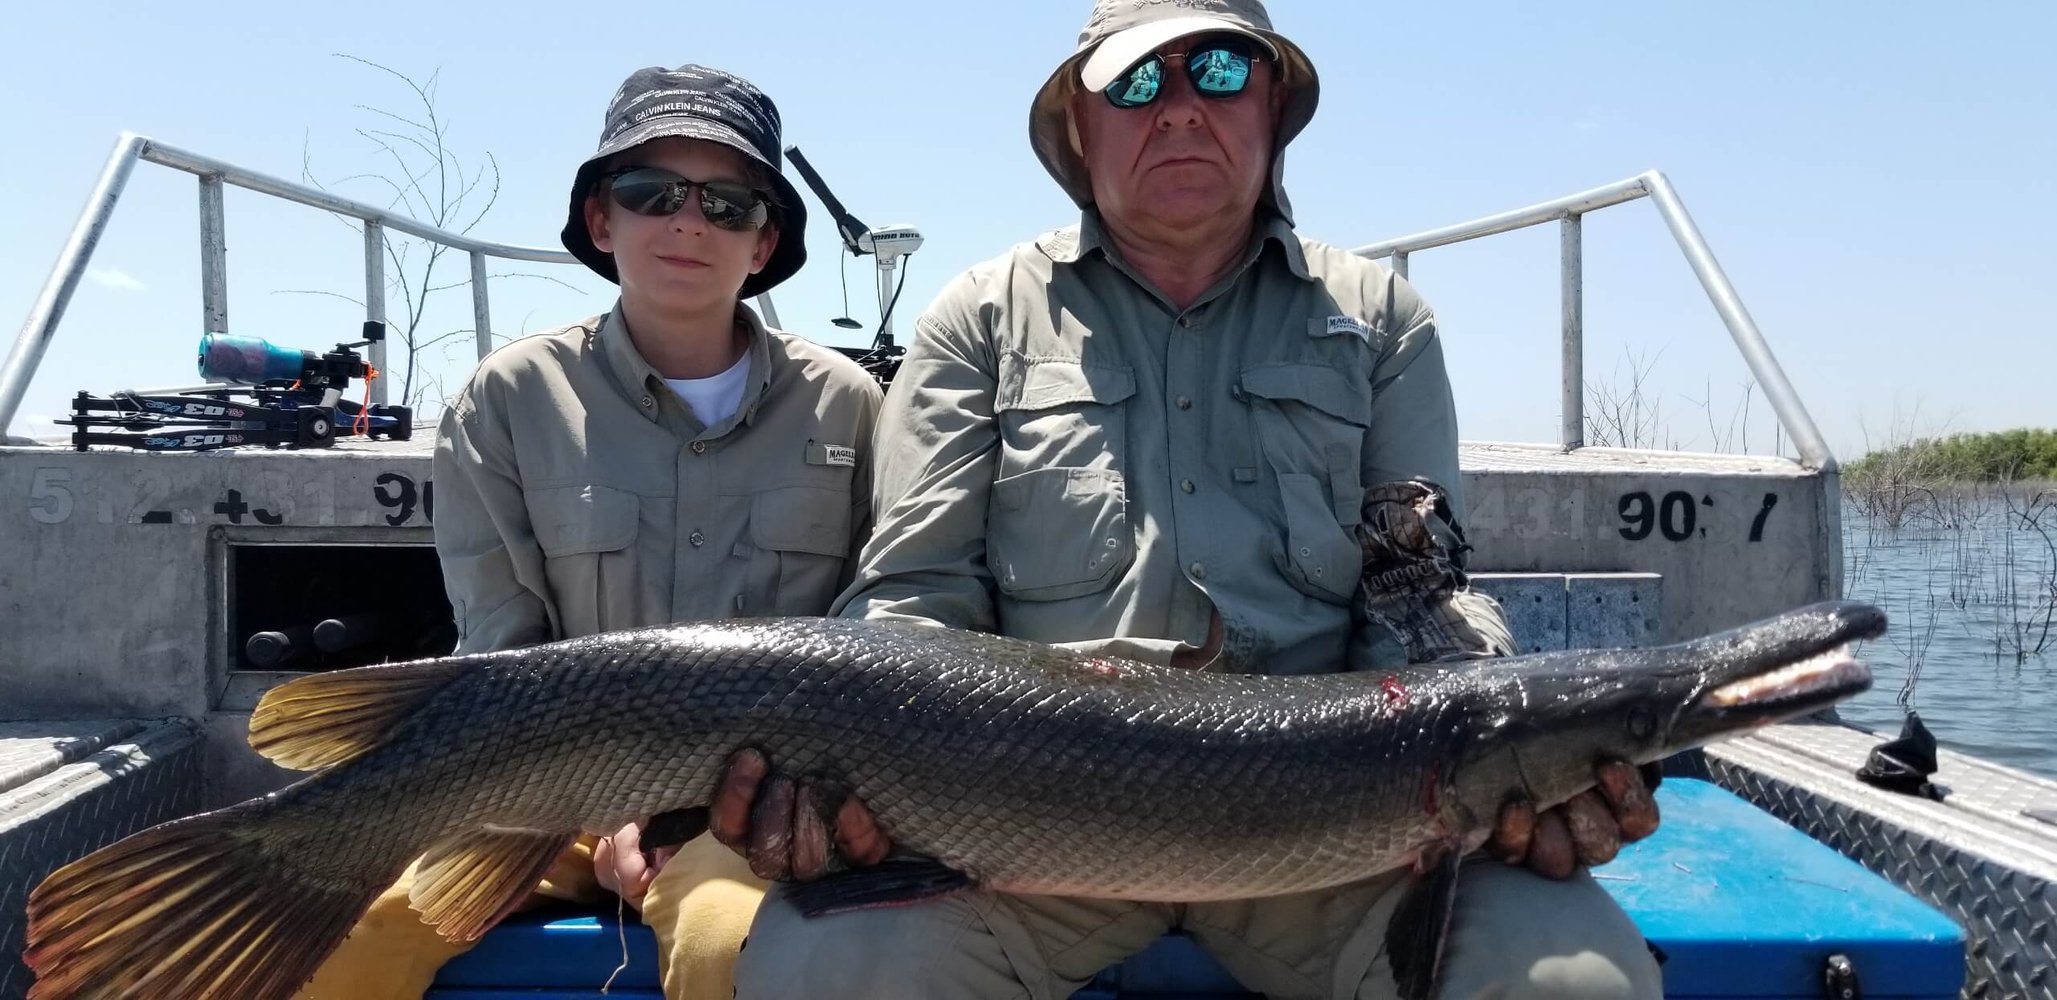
[722,2,1665,997]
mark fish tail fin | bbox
[250,656,471,770]
[24,794,410,1000]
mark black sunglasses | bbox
[605,167,773,232]
[1103,37,1262,109]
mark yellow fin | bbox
[410,828,578,942]
[249,658,471,771]
[25,797,405,999]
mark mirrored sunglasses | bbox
[1103,37,1261,109]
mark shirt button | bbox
[640,395,654,408]
[689,530,705,547]
[1175,396,1192,410]
[1180,479,1196,494]
[1189,561,1206,580]
[691,440,707,454]
[1178,316,1193,328]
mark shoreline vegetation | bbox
[1838,430,2055,674]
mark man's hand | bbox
[594,819,681,912]
[1488,760,1660,879]
[709,748,892,881]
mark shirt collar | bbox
[598,300,776,428]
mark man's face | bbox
[1072,33,1284,237]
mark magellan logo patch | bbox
[1326,315,1371,341]
[807,441,858,467]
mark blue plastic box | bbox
[1591,778,1963,999]
[431,779,1963,999]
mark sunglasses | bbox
[1103,37,1262,109]
[605,167,773,232]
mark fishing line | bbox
[602,891,629,994]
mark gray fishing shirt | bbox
[435,302,882,654]
[833,210,1509,673]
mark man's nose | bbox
[1153,61,1206,129]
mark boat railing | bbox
[1350,170,1834,471]
[0,131,785,420]
[3,135,1832,471]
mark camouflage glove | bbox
[1354,480,1512,664]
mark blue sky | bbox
[4,1,2051,458]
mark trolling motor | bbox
[784,145,917,389]
[60,322,412,452]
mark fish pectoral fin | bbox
[778,855,976,918]
[250,658,472,770]
[410,828,579,942]
[1386,847,1464,1000]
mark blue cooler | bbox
[433,779,1964,999]
[1593,778,1963,999]
[430,907,662,999]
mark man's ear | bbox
[751,225,780,273]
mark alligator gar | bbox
[23,600,1881,999]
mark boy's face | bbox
[583,136,779,316]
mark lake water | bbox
[1832,492,2057,780]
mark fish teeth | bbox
[1704,645,1865,708]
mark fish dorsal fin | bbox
[410,828,578,942]
[248,658,472,771]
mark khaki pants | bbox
[294,832,766,1000]
[733,857,1661,1000]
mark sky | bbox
[3,1,2051,459]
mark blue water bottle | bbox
[197,334,314,384]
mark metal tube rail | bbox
[5,133,1834,473]
[1560,215,1583,451]
[470,251,493,362]
[364,222,389,406]
[143,137,577,265]
[199,175,228,335]
[1350,175,1652,261]
[1,132,581,429]
[1643,172,1835,472]
[0,134,148,430]
[1348,169,1835,471]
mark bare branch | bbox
[459,152,503,235]
[334,54,436,118]
[492,269,582,293]
[350,103,434,138]
[414,328,478,352]
[354,130,433,217]
[271,288,367,308]
[364,127,443,171]
[425,270,583,296]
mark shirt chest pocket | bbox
[527,484,642,635]
[987,467,1131,602]
[995,354,1136,475]
[744,484,853,616]
[1240,363,1370,605]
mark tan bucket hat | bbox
[1029,0,1320,224]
